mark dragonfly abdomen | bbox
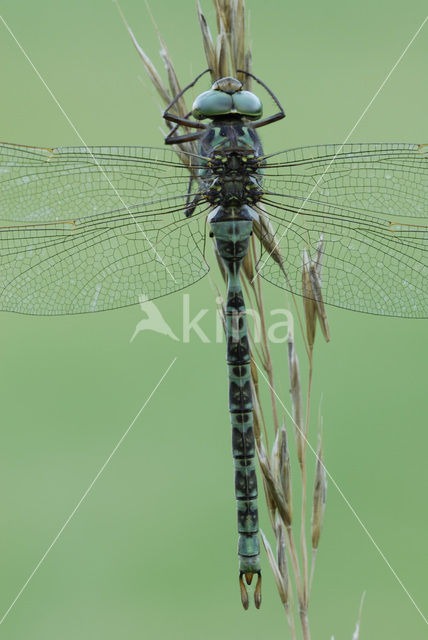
[209,214,262,609]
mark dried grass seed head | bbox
[311,437,327,549]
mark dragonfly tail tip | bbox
[254,573,262,609]
[239,574,249,610]
[244,572,254,585]
[239,571,262,610]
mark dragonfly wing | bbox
[0,143,199,221]
[259,143,428,318]
[0,144,209,314]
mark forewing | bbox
[0,144,209,314]
[258,143,428,317]
[0,143,199,221]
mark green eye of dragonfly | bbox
[192,90,233,119]
[192,79,263,120]
[232,91,262,118]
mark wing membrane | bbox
[0,144,209,314]
[259,143,428,317]
[0,142,427,317]
[0,143,199,221]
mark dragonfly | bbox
[0,69,427,610]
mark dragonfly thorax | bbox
[204,151,263,208]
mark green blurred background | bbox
[0,0,426,638]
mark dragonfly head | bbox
[192,76,263,121]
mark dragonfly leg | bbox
[165,111,200,145]
[163,69,211,143]
[163,68,211,119]
[164,129,205,145]
[236,68,285,129]
[164,109,206,144]
[185,176,204,218]
[251,112,285,129]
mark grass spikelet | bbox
[275,516,288,583]
[158,42,184,114]
[302,248,317,348]
[302,240,331,347]
[313,235,331,342]
[258,449,292,528]
[250,378,262,440]
[287,329,304,466]
[244,48,252,89]
[115,2,171,106]
[242,244,255,282]
[260,529,289,606]
[231,0,246,74]
[275,520,287,581]
[309,432,327,596]
[254,209,286,272]
[197,1,217,79]
[216,31,229,78]
[216,0,232,35]
[259,471,277,530]
[311,435,327,550]
[272,425,293,522]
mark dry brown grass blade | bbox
[115,2,171,106]
[243,48,252,90]
[116,2,199,163]
[242,244,255,282]
[158,41,185,116]
[302,241,331,346]
[312,235,331,342]
[272,425,293,523]
[258,444,292,528]
[216,0,232,35]
[314,233,324,276]
[261,475,277,531]
[287,331,304,466]
[157,43,199,161]
[216,31,229,78]
[213,0,222,34]
[216,3,231,77]
[213,0,248,78]
[197,1,218,80]
[233,0,246,74]
[275,514,288,584]
[142,1,187,116]
[260,529,289,606]
[309,267,330,343]
[253,208,286,272]
[251,381,262,446]
[250,354,258,387]
[302,248,317,349]
[311,435,327,550]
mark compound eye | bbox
[232,91,263,118]
[192,90,233,119]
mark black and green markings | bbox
[209,217,261,608]
[162,72,284,608]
